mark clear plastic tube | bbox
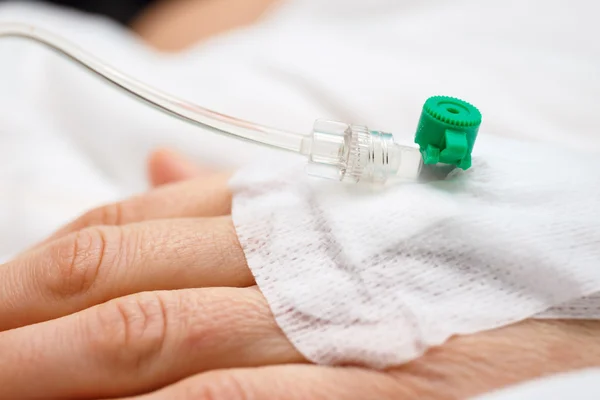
[0,22,425,185]
[0,23,309,154]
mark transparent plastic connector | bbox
[304,120,423,184]
[0,23,424,186]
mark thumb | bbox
[147,148,210,187]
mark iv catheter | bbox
[0,23,482,185]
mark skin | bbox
[131,0,279,52]
[0,148,598,399]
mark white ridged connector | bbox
[304,119,423,184]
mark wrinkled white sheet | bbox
[0,0,599,397]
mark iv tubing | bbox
[0,23,309,154]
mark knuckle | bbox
[80,201,127,227]
[45,227,113,298]
[88,291,171,371]
[179,291,236,348]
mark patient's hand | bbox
[0,149,598,399]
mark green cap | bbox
[414,96,482,170]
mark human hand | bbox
[0,149,598,400]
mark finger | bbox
[0,287,306,400]
[120,365,405,400]
[123,320,600,400]
[40,170,232,247]
[0,216,252,331]
[147,148,211,187]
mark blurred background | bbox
[0,0,278,51]
[1,0,154,25]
